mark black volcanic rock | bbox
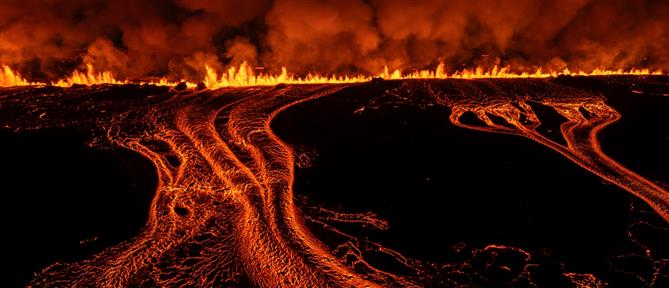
[174,82,188,91]
[1,77,668,287]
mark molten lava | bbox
[0,62,665,88]
[202,63,371,88]
[1,65,32,87]
[51,64,128,87]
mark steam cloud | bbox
[1,0,667,80]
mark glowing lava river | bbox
[1,76,668,287]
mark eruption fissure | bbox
[0,62,665,88]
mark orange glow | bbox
[382,63,664,79]
[51,64,128,87]
[449,96,669,225]
[0,62,666,88]
[203,62,371,88]
[0,65,35,87]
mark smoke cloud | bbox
[0,0,667,80]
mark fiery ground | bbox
[1,62,664,89]
[1,76,668,287]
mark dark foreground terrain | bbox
[1,76,668,287]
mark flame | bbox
[52,64,128,87]
[203,62,370,89]
[204,62,664,88]
[52,64,196,88]
[0,61,666,88]
[138,77,196,88]
[381,63,664,79]
[0,65,34,87]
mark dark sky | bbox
[1,0,668,79]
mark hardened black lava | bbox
[1,76,668,287]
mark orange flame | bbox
[381,63,664,79]
[0,65,35,87]
[0,62,666,88]
[203,62,370,89]
[52,64,128,87]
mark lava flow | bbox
[440,80,669,223]
[1,75,667,287]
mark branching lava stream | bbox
[0,77,667,287]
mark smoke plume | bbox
[0,0,667,80]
